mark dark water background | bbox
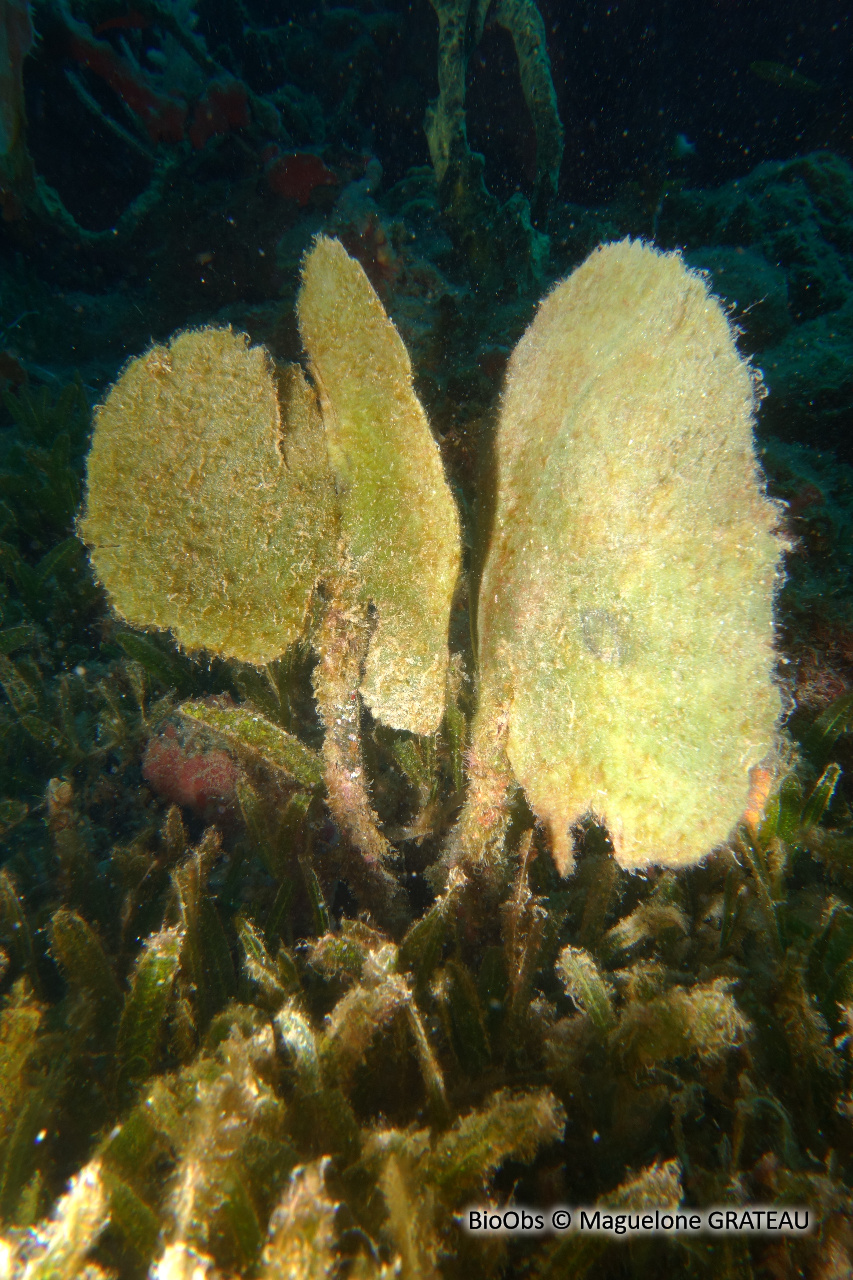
[22,1,853,218]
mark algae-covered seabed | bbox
[1,0,853,1276]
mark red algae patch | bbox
[142,722,238,822]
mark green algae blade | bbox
[18,1159,110,1280]
[0,872,40,997]
[0,799,27,838]
[555,945,615,1036]
[474,239,786,875]
[81,332,336,665]
[179,700,324,790]
[49,908,123,1031]
[100,1168,160,1262]
[0,625,38,656]
[424,1088,565,1200]
[398,867,467,990]
[800,763,842,832]
[114,926,183,1108]
[298,237,461,735]
[274,1002,321,1087]
[172,834,236,1030]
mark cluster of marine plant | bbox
[0,236,851,1279]
[0,671,851,1278]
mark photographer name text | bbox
[464,1206,811,1236]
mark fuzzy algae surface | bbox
[298,236,461,736]
[82,239,462,742]
[79,238,463,879]
[82,236,786,881]
[474,238,787,873]
[80,329,337,666]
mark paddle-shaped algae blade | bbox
[81,329,336,664]
[297,237,462,735]
[473,239,787,874]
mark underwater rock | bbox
[659,152,853,324]
[759,305,853,459]
[661,152,853,459]
[466,238,787,875]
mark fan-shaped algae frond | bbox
[80,329,337,664]
[79,257,462,884]
[463,238,787,875]
[298,236,462,736]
